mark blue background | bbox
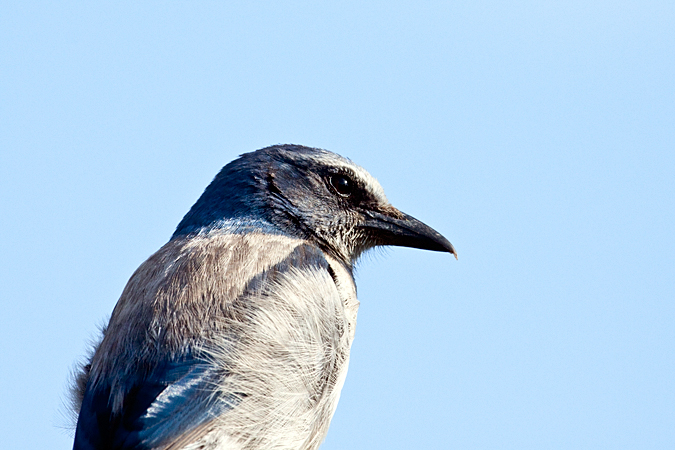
[2,1,673,448]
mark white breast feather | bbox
[196,251,358,450]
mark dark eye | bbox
[330,175,353,197]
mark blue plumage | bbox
[75,357,227,449]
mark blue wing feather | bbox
[73,356,233,450]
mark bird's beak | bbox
[361,209,457,259]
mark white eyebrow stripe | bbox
[306,152,389,204]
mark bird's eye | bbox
[330,175,353,197]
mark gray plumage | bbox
[71,145,456,450]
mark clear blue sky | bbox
[2,1,673,448]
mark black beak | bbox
[361,209,457,259]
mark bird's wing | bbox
[74,356,230,450]
[73,233,345,450]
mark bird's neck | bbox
[171,216,284,240]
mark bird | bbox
[71,144,456,450]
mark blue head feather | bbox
[171,145,330,238]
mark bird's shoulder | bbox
[105,231,324,346]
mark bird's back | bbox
[73,230,359,450]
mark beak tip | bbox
[446,243,458,260]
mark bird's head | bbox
[173,144,456,265]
